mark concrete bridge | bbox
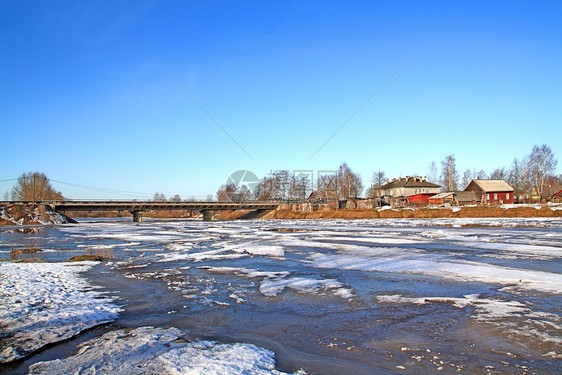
[9,201,280,222]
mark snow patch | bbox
[0,262,121,363]
[308,253,562,294]
[28,326,304,375]
[260,277,354,299]
[202,266,354,299]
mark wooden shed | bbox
[465,180,514,205]
[428,192,454,206]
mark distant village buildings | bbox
[532,183,562,202]
[293,175,559,213]
[544,184,562,202]
[307,190,338,204]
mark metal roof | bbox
[381,177,441,190]
[454,191,479,202]
[429,192,453,199]
[469,180,514,192]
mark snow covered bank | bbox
[0,204,73,226]
[0,262,120,363]
[28,326,303,375]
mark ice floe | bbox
[376,293,562,345]
[28,326,303,375]
[308,252,562,293]
[0,262,120,363]
[202,266,354,299]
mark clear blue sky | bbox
[1,1,561,199]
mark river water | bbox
[1,217,561,374]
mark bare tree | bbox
[153,192,166,202]
[216,183,253,203]
[255,176,277,201]
[527,144,558,202]
[216,184,236,202]
[490,167,507,180]
[289,173,311,201]
[317,173,336,192]
[372,170,386,187]
[366,170,386,198]
[461,169,472,190]
[428,162,439,183]
[508,158,524,197]
[336,163,363,199]
[11,172,64,201]
[169,194,182,202]
[440,155,459,192]
[274,170,291,200]
[254,171,291,201]
[475,169,488,180]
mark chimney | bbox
[387,178,389,184]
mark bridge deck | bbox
[6,201,280,212]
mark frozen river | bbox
[1,217,561,374]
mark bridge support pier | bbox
[202,210,215,221]
[132,210,142,223]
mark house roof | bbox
[429,191,479,202]
[381,177,441,190]
[429,192,453,199]
[467,179,514,192]
[454,191,479,202]
[544,184,562,198]
[308,190,337,200]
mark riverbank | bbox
[0,204,75,226]
[217,204,562,220]
[2,203,562,226]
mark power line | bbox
[150,56,256,162]
[306,55,413,163]
[49,179,153,198]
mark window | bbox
[486,194,490,201]
[494,193,498,200]
[506,193,509,200]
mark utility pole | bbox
[33,174,36,202]
[335,171,339,210]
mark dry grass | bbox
[67,247,114,262]
[10,241,42,260]
[268,206,562,220]
[14,258,48,263]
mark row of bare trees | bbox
[152,192,214,202]
[216,163,364,202]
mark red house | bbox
[465,180,514,205]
